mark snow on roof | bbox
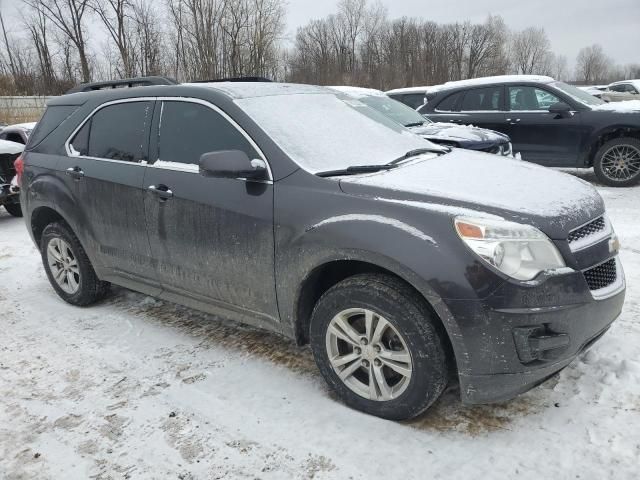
[591,100,640,112]
[5,122,36,130]
[184,82,328,99]
[608,79,640,90]
[442,75,555,89]
[385,86,441,95]
[328,86,386,98]
[0,139,24,154]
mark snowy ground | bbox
[1,169,639,479]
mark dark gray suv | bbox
[18,79,625,420]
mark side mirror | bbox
[199,150,268,180]
[548,102,572,117]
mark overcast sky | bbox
[2,0,638,69]
[286,0,640,66]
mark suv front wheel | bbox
[594,137,640,187]
[310,274,449,420]
[40,222,110,305]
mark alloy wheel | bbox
[46,237,80,294]
[600,144,640,182]
[325,308,412,401]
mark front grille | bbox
[583,259,617,290]
[568,216,606,244]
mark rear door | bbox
[143,99,278,324]
[503,85,583,166]
[62,99,160,293]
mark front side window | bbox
[609,84,625,93]
[401,93,427,109]
[460,87,503,111]
[435,92,462,111]
[69,101,152,161]
[508,86,560,111]
[156,101,258,166]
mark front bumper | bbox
[445,257,625,404]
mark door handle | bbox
[65,166,84,180]
[148,184,173,200]
[507,118,521,125]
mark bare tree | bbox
[23,0,92,82]
[510,27,551,75]
[133,0,164,76]
[576,44,612,84]
[90,0,138,78]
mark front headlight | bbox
[454,216,565,281]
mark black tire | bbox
[4,202,22,217]
[309,273,449,420]
[40,222,110,306]
[593,137,640,187]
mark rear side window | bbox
[156,101,258,165]
[460,87,503,111]
[69,101,152,162]
[29,105,78,146]
[435,92,462,111]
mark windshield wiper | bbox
[316,164,399,177]
[404,121,425,127]
[388,147,449,165]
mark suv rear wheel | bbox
[594,137,640,187]
[309,274,448,420]
[40,222,110,305]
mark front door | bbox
[448,85,507,133]
[504,85,584,166]
[143,99,278,325]
[62,99,160,293]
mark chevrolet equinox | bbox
[17,78,625,420]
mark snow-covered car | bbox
[0,138,24,217]
[331,86,512,156]
[578,85,608,99]
[20,77,625,420]
[601,80,640,103]
[0,122,37,145]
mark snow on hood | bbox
[592,100,640,112]
[410,122,509,144]
[0,139,24,154]
[339,149,603,238]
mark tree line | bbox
[0,0,638,96]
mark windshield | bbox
[356,95,431,127]
[236,93,433,173]
[552,81,604,107]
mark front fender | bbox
[274,176,502,377]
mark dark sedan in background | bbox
[331,86,513,156]
[416,75,640,186]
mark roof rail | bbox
[65,76,178,94]
[190,76,273,83]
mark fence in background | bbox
[0,96,55,125]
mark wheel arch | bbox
[293,258,460,377]
[587,125,640,166]
[30,206,69,247]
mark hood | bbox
[339,149,603,239]
[409,122,509,149]
[591,100,640,113]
